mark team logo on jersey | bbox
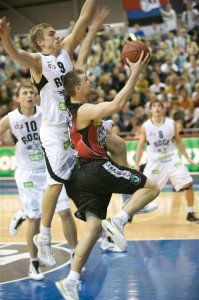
[94,119,102,127]
[15,122,23,129]
[131,174,141,184]
[47,62,56,69]
[58,90,66,96]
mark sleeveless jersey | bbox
[8,106,45,170]
[144,118,177,161]
[68,103,110,161]
[33,49,73,127]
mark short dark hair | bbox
[63,69,84,97]
[15,84,34,97]
[150,99,164,109]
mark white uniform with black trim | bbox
[143,118,193,191]
[8,106,70,219]
[35,49,77,184]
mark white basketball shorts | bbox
[40,125,77,185]
[144,154,193,191]
[15,168,70,219]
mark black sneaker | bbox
[187,212,199,223]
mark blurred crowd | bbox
[0,1,199,143]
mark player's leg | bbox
[15,168,44,280]
[56,185,78,259]
[35,125,77,266]
[27,218,44,280]
[169,162,199,223]
[101,161,160,251]
[33,183,63,267]
[56,213,102,300]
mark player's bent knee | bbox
[58,208,72,220]
[183,183,193,190]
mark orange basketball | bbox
[121,40,150,66]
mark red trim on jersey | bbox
[70,117,110,161]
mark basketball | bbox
[121,40,150,66]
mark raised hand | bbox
[126,51,150,75]
[0,16,11,36]
[90,6,110,32]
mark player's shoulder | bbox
[165,117,175,124]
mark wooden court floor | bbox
[0,191,199,243]
[0,188,199,300]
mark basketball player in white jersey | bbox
[0,84,78,280]
[0,0,97,267]
[135,100,199,223]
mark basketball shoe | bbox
[29,260,44,280]
[33,234,56,267]
[56,278,79,300]
[136,202,158,214]
[187,212,199,223]
[100,235,125,252]
[102,217,127,251]
[9,209,27,236]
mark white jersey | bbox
[34,49,73,127]
[8,106,45,170]
[144,118,177,161]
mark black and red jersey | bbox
[67,101,110,161]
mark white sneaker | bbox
[33,234,56,267]
[56,278,79,300]
[102,218,127,252]
[9,209,27,236]
[29,260,44,281]
[100,236,124,252]
[136,202,158,214]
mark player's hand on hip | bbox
[186,158,197,167]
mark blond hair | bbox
[30,23,51,51]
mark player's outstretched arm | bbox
[75,6,110,72]
[61,0,97,58]
[78,52,150,127]
[0,16,40,70]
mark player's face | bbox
[78,74,93,102]
[150,102,164,116]
[39,27,60,51]
[17,88,36,108]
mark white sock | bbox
[67,270,80,281]
[40,224,51,238]
[188,207,194,213]
[30,257,39,263]
[115,210,129,224]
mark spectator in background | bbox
[149,22,162,43]
[184,101,199,128]
[133,23,145,38]
[192,82,199,107]
[181,2,199,42]
[169,101,185,122]
[178,87,192,110]
[149,75,166,94]
[111,113,126,132]
[160,3,178,35]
